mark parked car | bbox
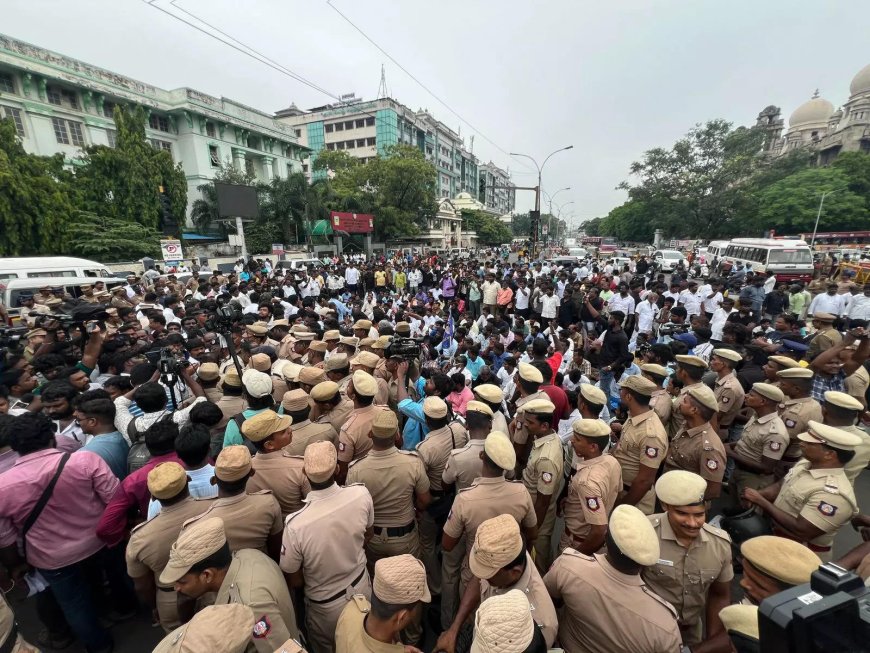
[654,249,687,271]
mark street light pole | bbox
[810,189,843,248]
[510,146,573,252]
[551,201,575,245]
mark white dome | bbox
[455,192,473,200]
[851,63,870,96]
[789,92,834,127]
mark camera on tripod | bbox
[385,336,421,361]
[205,304,240,332]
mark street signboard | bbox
[272,243,285,255]
[331,211,374,234]
[160,239,183,262]
[542,224,549,236]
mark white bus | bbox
[0,257,113,291]
[720,238,814,282]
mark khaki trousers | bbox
[304,571,371,653]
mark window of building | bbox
[51,117,84,146]
[209,145,220,167]
[366,117,375,127]
[103,101,118,119]
[149,114,170,132]
[334,122,344,131]
[245,157,255,178]
[337,141,345,150]
[247,135,261,150]
[344,121,354,130]
[106,129,117,148]
[356,139,365,148]
[63,90,79,110]
[366,137,376,146]
[355,119,365,128]
[325,123,334,133]
[150,139,172,156]
[326,143,335,150]
[47,86,62,106]
[0,72,14,94]
[2,106,24,137]
[294,128,301,137]
[51,117,68,144]
[206,122,216,138]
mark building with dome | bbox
[756,63,870,163]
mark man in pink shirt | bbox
[446,373,473,417]
[0,413,134,653]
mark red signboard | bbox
[331,211,374,234]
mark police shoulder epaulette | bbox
[563,548,595,561]
[250,488,274,496]
[642,586,679,618]
[344,482,366,488]
[702,522,731,541]
[284,503,311,525]
[397,449,419,457]
[351,594,371,613]
[281,451,305,460]
[347,457,364,469]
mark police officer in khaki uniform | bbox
[710,348,745,438]
[79,283,100,304]
[643,471,733,646]
[821,390,870,485]
[307,340,328,369]
[776,367,823,468]
[242,410,310,518]
[744,421,860,563]
[215,369,248,433]
[738,535,821,607]
[126,463,216,631]
[323,329,341,360]
[665,385,727,500]
[350,351,390,406]
[279,389,338,456]
[443,431,536,594]
[473,384,510,435]
[151,603,256,653]
[613,375,669,515]
[668,355,709,439]
[325,353,352,399]
[337,370,386,483]
[442,401,493,491]
[718,604,760,652]
[727,382,790,500]
[543,504,682,653]
[763,354,801,384]
[196,363,223,404]
[641,363,672,427]
[519,397,564,573]
[508,363,548,464]
[437,515,559,652]
[183,446,283,559]
[468,589,541,653]
[415,396,469,597]
[309,381,353,437]
[560,418,622,555]
[161,517,298,653]
[806,312,842,360]
[280,441,374,653]
[334,555,431,653]
[297,367,327,396]
[346,410,431,566]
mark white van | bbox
[5,276,126,325]
[450,248,470,260]
[0,257,113,291]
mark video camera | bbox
[759,562,870,652]
[385,335,421,361]
[204,304,240,332]
[0,326,28,352]
[658,322,689,337]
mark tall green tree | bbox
[259,172,328,246]
[67,212,162,260]
[511,212,531,238]
[0,119,77,255]
[461,209,512,245]
[311,149,360,175]
[833,151,870,211]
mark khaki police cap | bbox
[221,369,242,388]
[45,298,63,307]
[304,441,337,483]
[395,322,411,335]
[675,354,708,369]
[80,283,93,291]
[769,355,800,369]
[25,329,47,340]
[372,335,391,350]
[325,354,350,372]
[159,517,227,584]
[777,367,814,380]
[572,419,611,438]
[147,462,188,500]
[350,351,380,369]
[358,337,376,348]
[281,362,303,382]
[751,382,784,403]
[246,322,269,336]
[712,348,742,363]
[323,329,340,341]
[153,604,255,653]
[214,445,253,480]
[310,380,340,402]
[351,369,377,396]
[718,604,759,642]
[197,362,220,382]
[250,353,271,372]
[687,385,719,412]
[423,396,449,418]
[619,375,657,396]
[740,535,821,586]
[483,431,515,471]
[520,398,556,414]
[299,367,327,386]
[111,286,126,294]
[579,383,607,406]
[608,504,659,566]
[290,324,309,335]
[308,340,328,353]
[371,410,399,438]
[474,384,504,404]
[470,590,535,653]
[242,369,272,398]
[824,390,864,411]
[270,319,289,328]
[339,336,359,348]
[466,400,494,417]
[294,332,315,342]
[281,389,310,412]
[373,554,431,604]
[469,515,524,580]
[640,363,669,378]
[813,312,836,322]
[797,420,863,451]
[655,470,706,506]
[353,319,373,331]
[517,362,543,384]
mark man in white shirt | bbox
[846,284,870,322]
[678,281,703,318]
[344,263,360,291]
[408,268,422,292]
[634,292,659,336]
[607,284,635,323]
[762,271,778,294]
[710,296,736,341]
[540,285,561,320]
[808,283,848,317]
[702,281,723,317]
[514,279,531,316]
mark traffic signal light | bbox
[158,185,178,236]
[529,210,540,239]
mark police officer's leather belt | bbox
[373,522,415,537]
[309,567,366,604]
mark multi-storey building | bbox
[478,161,516,216]
[0,34,308,222]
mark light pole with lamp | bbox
[810,188,843,248]
[509,146,573,251]
[551,200,575,245]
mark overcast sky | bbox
[6,0,870,224]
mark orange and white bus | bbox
[720,238,813,282]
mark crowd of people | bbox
[1,245,870,653]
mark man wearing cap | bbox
[222,369,278,449]
[508,362,548,465]
[437,514,558,652]
[777,368,823,470]
[668,355,709,439]
[196,362,222,403]
[727,382,789,500]
[334,554,431,653]
[280,441,374,653]
[473,384,510,435]
[309,380,354,438]
[415,395,469,596]
[162,517,298,653]
[350,351,390,406]
[559,418,622,555]
[666,385,727,499]
[214,369,248,438]
[337,370,386,483]
[346,410,431,568]
[242,410,310,518]
[710,348,745,439]
[821,390,870,485]
[470,590,544,653]
[641,363,673,426]
[278,389,337,456]
[738,535,821,606]
[325,352,352,398]
[614,374,669,515]
[442,401,494,492]
[717,604,760,652]
[183,445,283,557]
[543,504,682,653]
[805,311,842,361]
[643,471,733,647]
[126,462,216,631]
[744,421,860,562]
[152,603,257,653]
[518,397,564,572]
